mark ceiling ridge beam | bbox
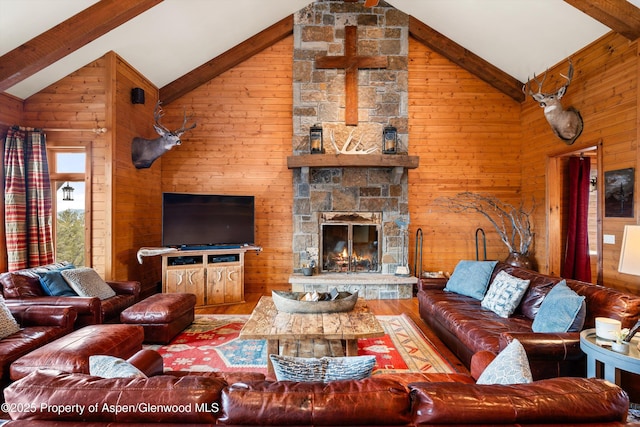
[0,0,163,93]
[160,15,294,104]
[408,16,525,103]
[564,0,640,41]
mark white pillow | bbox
[61,267,116,300]
[89,355,147,378]
[476,339,532,385]
[0,295,20,339]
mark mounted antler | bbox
[523,61,583,145]
[132,101,197,169]
[329,129,378,155]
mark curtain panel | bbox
[563,156,591,282]
[4,127,54,270]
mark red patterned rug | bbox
[144,313,455,375]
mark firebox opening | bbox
[320,212,382,273]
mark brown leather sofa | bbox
[418,262,640,380]
[1,349,632,426]
[0,263,140,327]
[0,304,76,386]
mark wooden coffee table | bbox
[239,296,384,375]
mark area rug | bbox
[143,314,455,375]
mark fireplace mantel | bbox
[287,154,419,184]
[287,154,418,169]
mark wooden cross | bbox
[315,26,388,126]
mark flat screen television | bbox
[162,193,255,249]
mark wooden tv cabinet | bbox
[161,246,261,307]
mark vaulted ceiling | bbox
[1,0,639,103]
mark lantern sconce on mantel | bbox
[310,124,324,154]
[382,125,397,154]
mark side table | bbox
[579,328,640,384]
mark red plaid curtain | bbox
[4,127,54,270]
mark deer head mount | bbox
[131,102,196,169]
[523,61,583,145]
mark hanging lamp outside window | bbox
[62,182,74,201]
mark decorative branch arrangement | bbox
[435,192,535,255]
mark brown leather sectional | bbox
[418,262,640,380]
[0,263,140,327]
[0,304,76,387]
[1,348,632,426]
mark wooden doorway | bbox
[547,143,602,283]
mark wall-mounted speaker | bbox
[131,87,145,104]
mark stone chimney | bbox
[291,0,410,277]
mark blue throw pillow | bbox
[38,268,77,297]
[532,280,586,333]
[444,260,498,300]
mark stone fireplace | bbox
[288,1,416,299]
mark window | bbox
[48,146,91,266]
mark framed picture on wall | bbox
[604,167,634,218]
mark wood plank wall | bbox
[0,93,23,135]
[0,53,164,297]
[161,38,295,293]
[407,37,523,274]
[521,32,639,294]
[112,54,162,297]
[20,58,109,277]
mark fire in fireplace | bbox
[320,212,382,273]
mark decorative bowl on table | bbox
[272,290,358,313]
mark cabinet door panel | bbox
[166,268,205,306]
[224,265,243,303]
[206,267,226,305]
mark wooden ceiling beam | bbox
[408,16,525,103]
[564,0,640,41]
[160,15,294,104]
[0,0,162,93]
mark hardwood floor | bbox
[196,293,469,374]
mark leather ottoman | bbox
[10,324,144,380]
[120,292,196,344]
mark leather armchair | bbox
[0,304,76,384]
[0,266,140,327]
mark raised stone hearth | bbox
[289,273,416,299]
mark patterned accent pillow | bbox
[0,295,20,339]
[89,355,147,379]
[61,268,116,300]
[532,280,586,332]
[481,270,530,318]
[270,355,376,382]
[444,260,498,300]
[476,339,532,385]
